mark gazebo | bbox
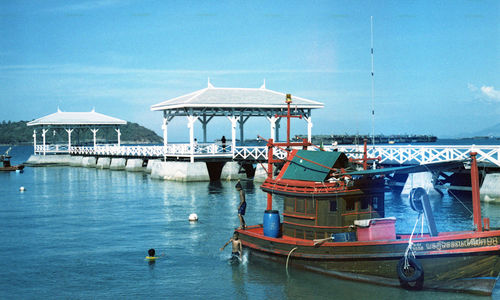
[27,109,127,155]
[150,81,324,151]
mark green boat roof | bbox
[281,150,348,182]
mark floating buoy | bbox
[188,213,198,222]
[19,186,26,192]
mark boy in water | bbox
[220,231,243,259]
[235,180,246,229]
[146,248,158,261]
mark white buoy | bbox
[188,213,198,222]
[19,186,26,192]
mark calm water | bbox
[1,146,499,299]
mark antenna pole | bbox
[370,16,375,148]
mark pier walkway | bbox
[35,144,500,167]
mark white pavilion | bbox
[27,109,126,155]
[150,81,324,151]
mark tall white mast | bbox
[370,16,375,147]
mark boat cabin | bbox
[261,149,386,240]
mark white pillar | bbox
[65,128,74,153]
[267,115,277,141]
[187,116,198,163]
[90,128,99,148]
[42,129,48,156]
[305,116,313,143]
[33,129,37,154]
[162,117,168,161]
[115,128,121,146]
[162,118,168,147]
[227,116,239,154]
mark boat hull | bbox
[0,165,24,172]
[238,226,500,295]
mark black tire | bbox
[397,256,424,290]
[409,187,426,213]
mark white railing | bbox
[232,146,286,160]
[232,145,500,167]
[335,145,500,167]
[34,144,69,154]
[35,143,500,167]
[69,143,233,158]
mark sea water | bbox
[1,146,499,299]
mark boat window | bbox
[306,199,315,214]
[296,198,305,213]
[361,197,369,210]
[285,198,294,212]
[346,199,355,211]
[329,200,337,212]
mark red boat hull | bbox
[237,225,500,295]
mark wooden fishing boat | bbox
[237,95,500,295]
[0,147,24,172]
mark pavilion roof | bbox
[150,84,324,112]
[27,109,127,127]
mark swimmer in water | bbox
[146,248,160,260]
[220,231,243,260]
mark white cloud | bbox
[467,83,478,92]
[468,84,500,102]
[480,86,500,101]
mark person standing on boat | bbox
[220,231,242,259]
[236,180,246,229]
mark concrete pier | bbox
[253,164,268,182]
[146,159,159,173]
[151,161,210,181]
[480,173,500,202]
[96,157,111,169]
[220,162,245,181]
[82,157,97,168]
[110,158,126,170]
[69,156,84,167]
[25,154,72,166]
[125,158,145,172]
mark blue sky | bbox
[1,0,499,141]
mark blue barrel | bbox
[263,210,280,238]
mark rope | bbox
[403,213,422,270]
[286,247,298,273]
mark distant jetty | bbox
[294,134,437,145]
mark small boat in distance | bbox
[236,95,500,295]
[0,147,24,172]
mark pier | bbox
[30,143,500,167]
[23,83,500,201]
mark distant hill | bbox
[0,120,163,145]
[472,123,500,138]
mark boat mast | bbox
[265,94,310,211]
[266,138,274,210]
[370,16,375,148]
[470,152,482,231]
